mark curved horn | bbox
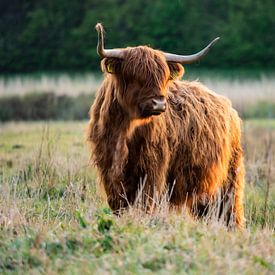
[164,37,220,64]
[95,23,124,59]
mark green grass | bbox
[0,120,274,274]
[245,118,275,129]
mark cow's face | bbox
[101,46,184,120]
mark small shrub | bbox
[75,211,88,228]
[242,101,275,119]
[0,92,94,121]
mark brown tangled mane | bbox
[87,46,245,228]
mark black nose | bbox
[152,98,166,112]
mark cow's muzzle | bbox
[152,98,166,113]
[139,97,167,117]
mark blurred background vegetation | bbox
[0,0,274,121]
[1,0,274,72]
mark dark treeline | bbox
[1,0,274,72]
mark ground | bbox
[0,120,274,274]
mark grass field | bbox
[0,120,274,274]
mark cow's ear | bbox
[168,62,184,80]
[101,58,121,74]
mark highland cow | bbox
[87,23,245,228]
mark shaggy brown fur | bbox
[87,46,245,228]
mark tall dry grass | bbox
[0,73,102,97]
[0,121,274,273]
[1,72,274,105]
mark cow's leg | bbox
[219,149,245,229]
[167,173,190,213]
[137,171,167,213]
[105,173,166,213]
[192,150,245,228]
[103,180,129,214]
